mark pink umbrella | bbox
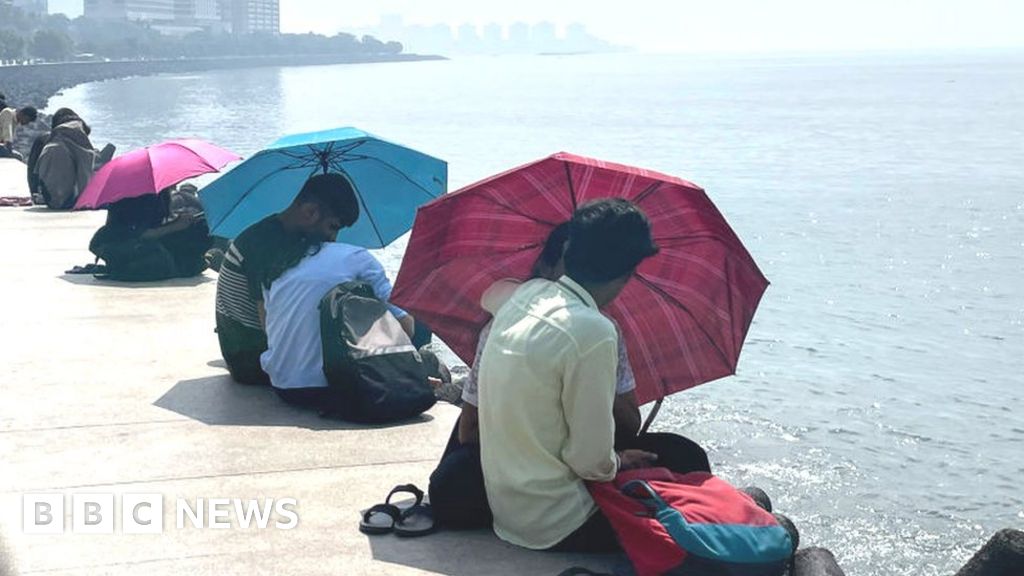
[75,139,240,210]
[392,152,768,407]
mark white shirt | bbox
[478,277,620,550]
[260,242,407,390]
[0,108,16,143]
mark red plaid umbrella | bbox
[391,152,768,405]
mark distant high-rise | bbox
[82,0,277,34]
[507,22,529,51]
[84,0,176,22]
[175,0,223,27]
[457,23,480,47]
[531,21,557,51]
[482,22,503,51]
[229,0,279,35]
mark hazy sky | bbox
[50,0,1024,53]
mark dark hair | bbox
[106,191,169,230]
[564,198,659,283]
[51,107,90,134]
[293,172,360,227]
[18,107,38,123]
[262,173,360,289]
[531,221,570,279]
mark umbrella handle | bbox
[640,399,663,435]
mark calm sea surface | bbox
[48,51,1024,575]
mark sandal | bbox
[393,503,435,537]
[358,484,424,535]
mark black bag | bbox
[319,281,436,423]
[160,218,212,277]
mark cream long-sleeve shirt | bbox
[0,108,16,143]
[477,276,620,550]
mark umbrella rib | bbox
[332,139,367,155]
[632,181,662,205]
[473,191,560,226]
[349,180,388,248]
[338,154,442,201]
[633,274,734,374]
[209,162,310,232]
[562,161,578,210]
[271,149,322,171]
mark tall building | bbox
[175,0,222,27]
[83,0,177,22]
[229,0,279,34]
[482,22,503,52]
[83,0,277,34]
[507,22,529,52]
[531,21,557,51]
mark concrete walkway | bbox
[0,207,621,575]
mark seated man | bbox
[255,174,419,412]
[430,223,710,531]
[478,198,662,552]
[214,174,365,385]
[0,106,37,161]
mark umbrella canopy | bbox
[75,139,239,210]
[199,127,447,249]
[391,152,768,405]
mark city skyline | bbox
[47,0,1024,53]
[352,15,619,55]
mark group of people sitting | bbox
[0,98,114,209]
[214,173,435,414]
[210,172,721,555]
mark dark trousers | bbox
[428,420,492,530]
[427,419,712,539]
[216,313,270,386]
[222,348,271,386]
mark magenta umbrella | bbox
[74,139,240,210]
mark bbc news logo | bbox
[23,494,299,534]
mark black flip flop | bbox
[358,484,425,535]
[393,503,435,537]
[359,503,401,535]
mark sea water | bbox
[48,50,1024,575]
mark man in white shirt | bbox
[478,198,662,552]
[0,106,37,160]
[261,242,412,391]
[253,173,418,413]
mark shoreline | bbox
[0,53,446,110]
[0,53,445,155]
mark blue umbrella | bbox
[199,127,447,248]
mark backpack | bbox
[319,281,437,423]
[589,469,795,576]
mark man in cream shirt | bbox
[477,198,661,552]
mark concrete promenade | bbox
[0,207,619,575]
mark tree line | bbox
[0,5,403,64]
